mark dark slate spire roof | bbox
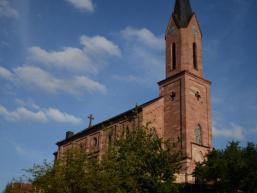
[173,0,194,28]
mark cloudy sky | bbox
[1,0,257,190]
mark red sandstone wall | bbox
[142,98,164,137]
[159,77,184,145]
[166,15,203,78]
[184,73,212,159]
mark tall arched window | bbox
[126,126,130,137]
[108,132,113,145]
[195,124,202,145]
[93,137,98,147]
[172,43,176,70]
[193,42,198,70]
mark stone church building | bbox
[55,0,213,183]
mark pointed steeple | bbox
[165,0,203,78]
[173,0,194,28]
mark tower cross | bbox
[195,91,201,101]
[88,114,94,128]
[170,91,176,101]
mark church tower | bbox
[158,0,212,183]
[55,0,213,184]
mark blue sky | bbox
[0,0,257,190]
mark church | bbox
[55,0,213,183]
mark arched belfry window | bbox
[193,42,198,70]
[172,43,176,70]
[195,124,202,145]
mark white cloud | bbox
[0,105,47,122]
[29,46,95,73]
[15,99,42,110]
[0,65,106,95]
[32,103,40,110]
[65,0,94,12]
[112,74,144,83]
[80,35,121,56]
[0,104,82,124]
[46,108,82,124]
[121,27,164,50]
[14,66,107,94]
[75,76,107,93]
[16,107,47,122]
[14,66,63,93]
[213,123,245,140]
[15,98,26,106]
[0,0,18,18]
[28,35,121,74]
[0,66,13,80]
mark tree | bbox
[26,149,95,193]
[194,141,257,193]
[101,126,182,193]
[240,142,257,193]
[25,126,182,193]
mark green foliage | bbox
[103,126,182,193]
[25,126,182,193]
[26,149,97,193]
[194,141,257,193]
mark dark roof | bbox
[173,0,194,28]
[56,97,161,146]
